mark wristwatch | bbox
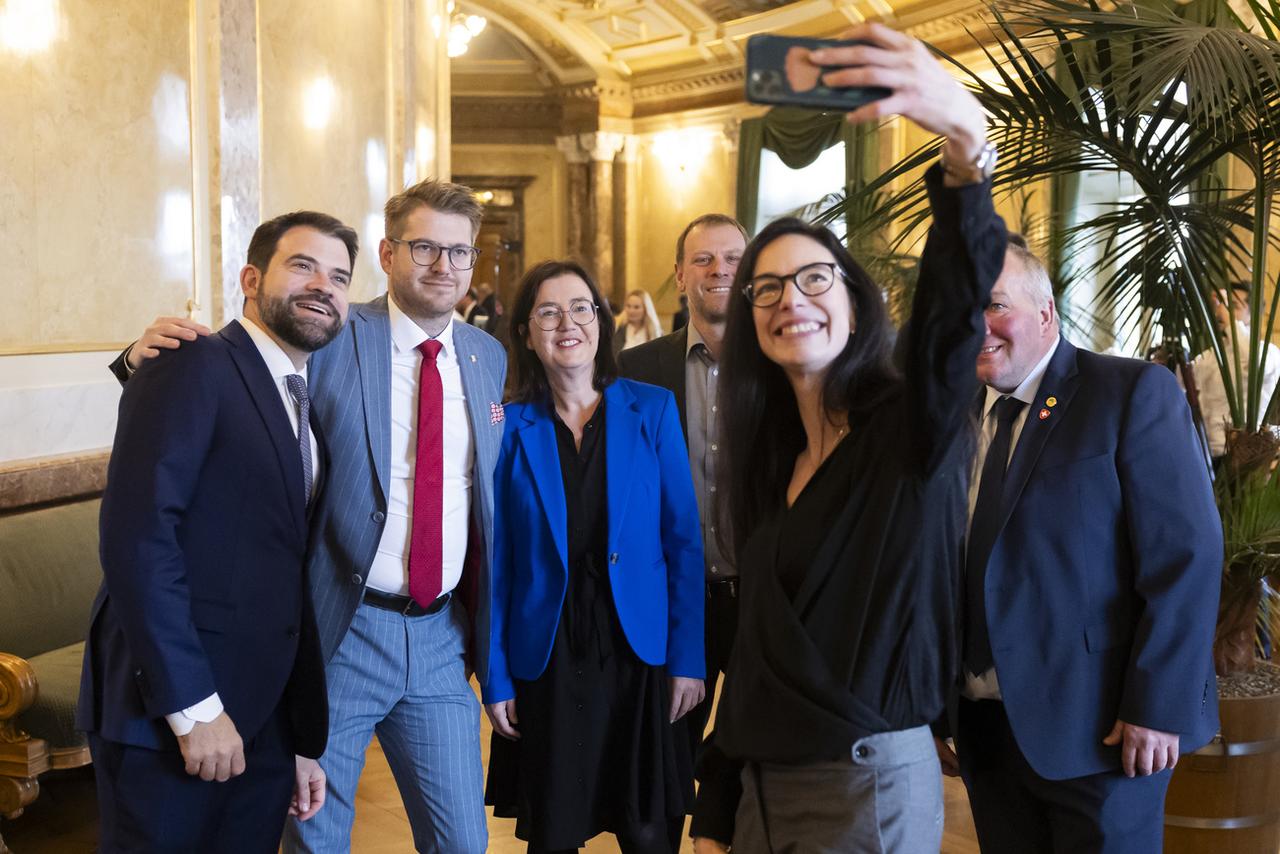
[941,140,998,184]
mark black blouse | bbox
[552,402,608,659]
[693,165,1007,839]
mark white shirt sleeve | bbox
[164,692,225,736]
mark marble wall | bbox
[0,0,449,465]
[627,115,743,317]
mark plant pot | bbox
[1164,675,1280,852]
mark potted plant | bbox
[817,0,1280,847]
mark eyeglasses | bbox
[388,238,480,270]
[531,300,599,331]
[742,262,844,307]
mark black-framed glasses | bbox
[388,238,480,270]
[531,300,599,331]
[742,262,843,307]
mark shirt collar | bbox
[241,316,307,381]
[983,334,1060,418]
[388,291,454,361]
[685,319,715,363]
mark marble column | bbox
[202,0,261,325]
[555,134,591,263]
[581,132,626,302]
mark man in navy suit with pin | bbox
[937,236,1223,852]
[79,211,357,851]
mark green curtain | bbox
[735,107,878,234]
[735,117,765,238]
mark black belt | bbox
[363,588,451,617]
[707,578,738,599]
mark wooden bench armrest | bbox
[0,652,50,819]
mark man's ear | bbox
[379,239,394,276]
[239,264,261,301]
[1040,298,1057,335]
[674,263,687,295]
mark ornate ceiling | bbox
[451,0,995,137]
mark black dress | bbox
[486,401,693,851]
[692,165,1009,841]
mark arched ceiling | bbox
[450,0,994,140]
[454,0,992,91]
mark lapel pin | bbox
[469,354,477,363]
[1039,408,1051,421]
[1046,396,1057,408]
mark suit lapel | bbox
[999,338,1081,529]
[353,299,392,502]
[453,322,491,453]
[222,320,308,540]
[517,400,569,572]
[604,381,641,553]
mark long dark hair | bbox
[507,260,618,403]
[718,217,897,558]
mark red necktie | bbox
[409,338,444,607]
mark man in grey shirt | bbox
[617,212,747,765]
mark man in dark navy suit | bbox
[77,211,356,851]
[938,238,1223,852]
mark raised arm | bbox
[813,23,1007,472]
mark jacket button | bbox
[609,553,619,565]
[854,744,872,760]
[372,511,385,523]
[351,573,363,585]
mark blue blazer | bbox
[79,321,327,757]
[481,379,705,703]
[978,338,1222,780]
[305,297,507,681]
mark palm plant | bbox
[818,0,1280,674]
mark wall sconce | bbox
[0,0,61,54]
[651,129,716,175]
[447,2,486,58]
[302,76,336,131]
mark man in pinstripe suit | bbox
[120,181,506,852]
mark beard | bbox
[257,291,343,353]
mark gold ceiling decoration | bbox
[454,1,998,110]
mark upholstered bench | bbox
[0,498,101,847]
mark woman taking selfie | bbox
[691,23,1008,853]
[483,261,705,853]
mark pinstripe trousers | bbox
[281,599,487,853]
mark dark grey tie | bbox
[965,395,1026,675]
[285,374,313,506]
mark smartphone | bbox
[744,34,890,112]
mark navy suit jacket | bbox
[481,379,705,703]
[979,338,1222,779]
[79,320,327,757]
[305,297,507,680]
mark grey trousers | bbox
[732,725,943,854]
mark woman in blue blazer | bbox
[482,260,705,853]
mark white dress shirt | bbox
[962,335,1060,702]
[1190,321,1280,457]
[364,295,474,597]
[166,316,319,736]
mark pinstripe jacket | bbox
[307,295,508,683]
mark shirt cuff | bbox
[165,692,224,737]
[122,343,138,376]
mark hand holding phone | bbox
[746,34,890,112]
[747,23,989,171]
